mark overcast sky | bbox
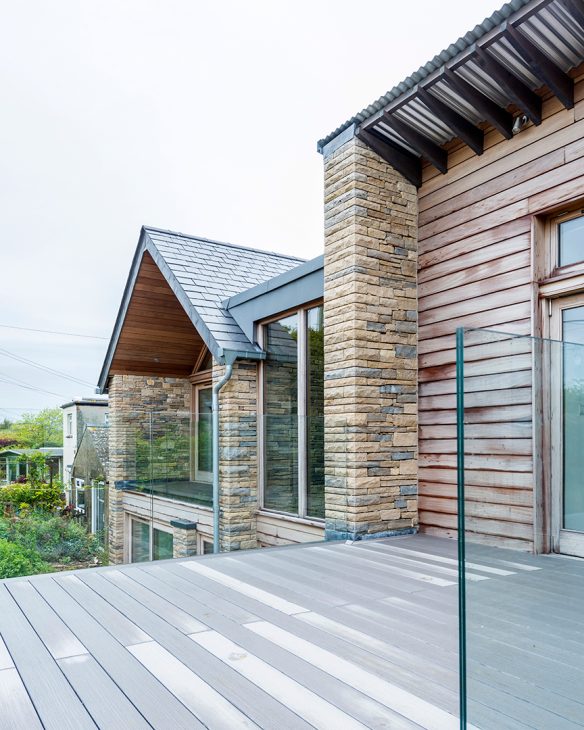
[0,0,497,418]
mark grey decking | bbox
[0,534,582,730]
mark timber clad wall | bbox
[323,135,419,540]
[417,73,584,550]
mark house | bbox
[0,447,63,485]
[3,2,584,728]
[98,230,317,561]
[70,424,109,534]
[61,397,108,493]
[99,0,584,566]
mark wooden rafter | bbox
[356,128,422,187]
[382,113,448,174]
[443,68,514,139]
[475,47,542,125]
[418,87,484,156]
[505,23,574,110]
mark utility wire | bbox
[0,346,95,388]
[0,377,66,399]
[0,371,67,398]
[0,369,67,399]
[0,323,108,340]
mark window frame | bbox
[545,208,584,277]
[258,300,324,521]
[192,383,213,483]
[129,517,174,562]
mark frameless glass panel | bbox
[131,520,150,563]
[153,528,173,560]
[264,314,299,514]
[458,328,584,729]
[562,308,584,532]
[196,388,213,481]
[307,306,325,518]
[559,214,584,266]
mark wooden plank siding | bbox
[109,251,204,378]
[416,71,584,550]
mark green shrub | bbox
[0,538,52,578]
[0,482,64,513]
[0,514,105,565]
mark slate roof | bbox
[145,227,304,357]
[98,227,305,390]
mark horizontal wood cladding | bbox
[109,252,203,378]
[416,74,584,550]
[257,514,324,548]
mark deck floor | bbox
[0,534,581,729]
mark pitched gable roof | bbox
[98,227,304,391]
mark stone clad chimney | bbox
[322,127,418,541]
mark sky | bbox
[0,0,498,419]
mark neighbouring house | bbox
[100,0,584,564]
[70,424,109,535]
[0,447,63,485]
[61,397,108,493]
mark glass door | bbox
[551,297,584,557]
[194,385,213,483]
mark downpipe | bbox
[212,362,234,554]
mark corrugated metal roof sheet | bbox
[318,0,583,152]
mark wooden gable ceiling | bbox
[108,251,204,378]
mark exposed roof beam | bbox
[381,114,448,174]
[443,67,514,139]
[356,128,422,187]
[475,47,542,125]
[505,23,574,110]
[418,87,484,155]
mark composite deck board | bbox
[102,568,423,729]
[57,655,151,730]
[80,570,318,730]
[0,668,43,730]
[31,577,202,730]
[0,583,97,730]
[2,535,584,728]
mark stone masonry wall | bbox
[213,360,258,552]
[323,132,418,540]
[107,374,191,563]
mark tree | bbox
[13,409,62,448]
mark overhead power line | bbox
[0,323,108,340]
[0,369,67,399]
[0,347,95,389]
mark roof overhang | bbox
[97,229,270,393]
[318,0,584,186]
[97,230,207,393]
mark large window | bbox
[261,304,324,519]
[130,519,174,562]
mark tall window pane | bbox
[131,520,150,562]
[196,387,213,482]
[559,215,584,267]
[307,305,325,518]
[264,314,298,513]
[153,528,174,560]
